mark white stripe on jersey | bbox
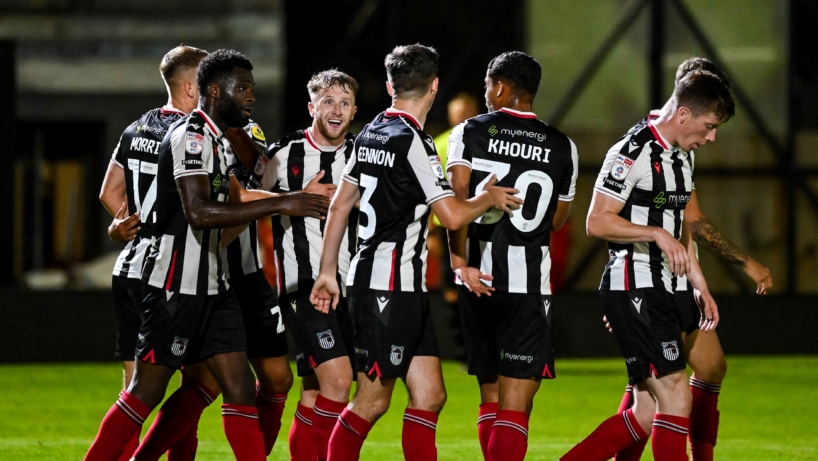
[206,228,221,294]
[180,226,202,295]
[112,240,134,275]
[539,245,551,295]
[147,235,174,289]
[507,246,527,293]
[399,217,423,292]
[559,139,579,201]
[479,241,493,287]
[239,227,258,275]
[608,248,629,290]
[280,216,299,291]
[631,205,653,289]
[661,210,676,292]
[370,242,397,290]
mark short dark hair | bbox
[675,69,736,123]
[486,51,542,100]
[384,44,439,98]
[307,69,359,100]
[675,56,731,88]
[196,49,253,96]
[160,45,208,83]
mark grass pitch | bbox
[1,356,816,460]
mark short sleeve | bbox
[445,122,471,172]
[172,123,211,179]
[592,138,649,203]
[559,138,579,201]
[110,134,125,168]
[342,137,361,186]
[407,133,454,205]
[689,150,696,190]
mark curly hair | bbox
[196,49,253,96]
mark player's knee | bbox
[257,365,294,395]
[410,387,447,414]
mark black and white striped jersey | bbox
[343,109,455,292]
[249,128,358,296]
[142,109,233,295]
[110,105,187,279]
[221,120,268,279]
[446,108,578,295]
[594,121,694,293]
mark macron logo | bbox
[377,296,389,312]
[631,297,642,313]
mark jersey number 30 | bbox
[473,158,553,232]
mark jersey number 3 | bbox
[473,158,553,232]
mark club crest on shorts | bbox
[390,345,405,366]
[171,337,189,356]
[661,341,680,361]
[317,330,335,349]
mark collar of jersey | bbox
[648,109,660,120]
[499,107,537,119]
[305,127,345,152]
[647,120,673,151]
[161,105,186,116]
[193,109,223,139]
[384,109,422,130]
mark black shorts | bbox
[112,275,142,361]
[230,271,288,358]
[459,287,556,379]
[135,286,247,369]
[601,288,686,385]
[279,287,355,377]
[348,287,439,379]
[676,289,701,335]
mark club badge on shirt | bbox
[186,132,204,155]
[611,154,633,180]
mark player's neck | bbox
[390,98,431,129]
[167,90,196,114]
[308,127,344,148]
[500,101,533,113]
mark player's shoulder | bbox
[610,123,656,161]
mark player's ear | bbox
[185,81,196,100]
[430,77,439,95]
[678,106,690,123]
[208,82,220,100]
[351,104,357,120]
[308,102,315,118]
[386,80,395,97]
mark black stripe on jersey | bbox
[670,151,687,291]
[196,228,213,294]
[285,142,314,285]
[648,144,667,290]
[412,215,430,291]
[318,149,336,236]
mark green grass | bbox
[1,357,816,460]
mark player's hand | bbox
[454,266,494,297]
[483,174,523,216]
[108,202,140,244]
[694,288,719,332]
[602,315,613,333]
[304,170,337,199]
[743,258,772,295]
[277,192,330,219]
[310,273,340,313]
[654,229,690,277]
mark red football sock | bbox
[689,377,720,461]
[118,428,140,461]
[256,382,288,456]
[313,395,348,461]
[613,385,646,461]
[560,408,648,461]
[288,402,315,461]
[327,408,373,461]
[133,380,216,461]
[222,404,266,461]
[617,385,635,414]
[652,413,689,461]
[402,408,439,461]
[487,410,529,461]
[166,423,199,461]
[85,391,151,461]
[477,402,498,460]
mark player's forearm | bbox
[587,211,665,244]
[184,197,289,231]
[436,193,493,231]
[689,217,750,266]
[316,202,349,277]
[447,226,469,270]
